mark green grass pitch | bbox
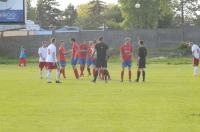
[0,63,200,132]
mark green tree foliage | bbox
[26,0,37,21]
[119,0,173,29]
[172,0,200,25]
[63,4,77,26]
[104,5,124,29]
[37,0,61,27]
[75,2,123,30]
[158,0,174,28]
[75,1,106,29]
[88,0,106,16]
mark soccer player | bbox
[77,40,89,77]
[59,41,70,79]
[38,41,48,79]
[87,40,96,77]
[19,46,27,67]
[188,42,200,76]
[46,38,61,83]
[120,37,133,82]
[136,40,147,82]
[70,38,79,79]
[92,37,109,83]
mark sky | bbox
[31,0,118,10]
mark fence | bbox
[0,26,200,57]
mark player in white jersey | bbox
[188,42,200,76]
[46,38,61,83]
[38,41,48,79]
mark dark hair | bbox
[60,40,64,43]
[51,38,56,43]
[99,36,103,41]
[140,40,144,45]
[71,38,75,42]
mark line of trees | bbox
[27,0,200,29]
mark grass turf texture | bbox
[0,63,200,132]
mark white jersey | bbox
[46,44,57,62]
[192,44,200,59]
[38,47,47,62]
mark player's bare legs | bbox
[128,67,132,82]
[87,64,92,76]
[102,67,109,83]
[56,66,61,83]
[136,68,145,82]
[80,64,85,77]
[121,67,125,82]
[72,65,79,79]
[92,68,99,83]
[47,69,52,83]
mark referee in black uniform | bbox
[92,37,109,83]
[136,40,147,82]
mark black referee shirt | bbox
[95,42,109,61]
[138,47,147,59]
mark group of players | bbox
[20,36,147,83]
[19,37,200,82]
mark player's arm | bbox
[64,50,72,54]
[38,49,44,60]
[92,48,97,60]
[106,46,109,61]
[53,48,58,63]
[145,48,147,57]
[74,46,79,59]
[137,48,141,62]
[120,47,123,61]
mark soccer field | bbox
[0,63,200,132]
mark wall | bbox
[0,26,200,57]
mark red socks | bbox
[121,70,124,81]
[121,70,131,81]
[60,69,66,79]
[74,68,79,79]
[80,65,85,76]
[129,70,132,81]
[93,69,96,77]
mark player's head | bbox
[98,36,103,42]
[71,38,76,43]
[93,40,97,44]
[51,38,56,44]
[125,37,131,44]
[60,40,65,47]
[89,41,93,46]
[187,42,193,47]
[139,40,144,47]
[42,41,47,47]
[85,40,89,44]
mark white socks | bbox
[194,67,198,76]
[40,70,42,78]
[56,69,60,81]
[47,70,51,82]
[46,70,48,78]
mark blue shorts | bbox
[71,58,77,65]
[60,61,66,68]
[77,58,86,65]
[122,60,132,68]
[87,59,95,66]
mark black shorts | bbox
[138,58,146,68]
[95,59,107,68]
